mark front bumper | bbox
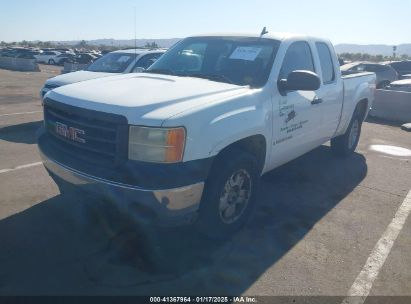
[38,139,205,227]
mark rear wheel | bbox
[196,149,260,239]
[331,109,362,156]
[48,59,55,65]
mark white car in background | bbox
[34,51,62,64]
[385,79,411,92]
[41,49,166,99]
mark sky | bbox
[0,0,410,45]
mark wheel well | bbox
[216,135,267,173]
[356,99,369,121]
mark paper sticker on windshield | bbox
[117,56,131,63]
[229,47,262,61]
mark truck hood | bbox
[45,71,116,87]
[47,73,250,126]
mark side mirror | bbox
[278,70,321,94]
[133,67,146,73]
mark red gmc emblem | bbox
[55,122,86,144]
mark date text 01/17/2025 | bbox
[149,296,257,303]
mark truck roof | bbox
[110,48,167,55]
[189,32,331,43]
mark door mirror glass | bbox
[278,70,321,94]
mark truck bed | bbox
[335,71,376,136]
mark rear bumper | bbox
[37,129,206,226]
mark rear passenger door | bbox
[313,42,343,140]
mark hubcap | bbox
[218,169,252,224]
[349,119,360,149]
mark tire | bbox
[48,59,55,65]
[195,149,260,239]
[331,109,363,157]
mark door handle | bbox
[311,98,323,105]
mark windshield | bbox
[146,37,281,88]
[87,53,137,73]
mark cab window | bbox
[315,42,335,83]
[279,41,315,79]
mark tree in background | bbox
[339,52,410,63]
[400,54,409,60]
[77,40,88,49]
[42,41,52,48]
[145,41,159,48]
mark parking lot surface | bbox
[0,66,410,300]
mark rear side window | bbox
[279,41,315,79]
[316,42,335,83]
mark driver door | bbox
[270,41,323,168]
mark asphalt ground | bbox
[0,66,410,302]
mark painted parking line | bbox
[0,111,42,117]
[342,190,411,304]
[0,162,43,174]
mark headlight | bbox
[128,126,186,163]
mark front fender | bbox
[163,91,272,163]
[208,105,268,155]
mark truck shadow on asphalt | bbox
[0,146,367,295]
[0,121,42,145]
[365,116,405,127]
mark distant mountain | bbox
[334,44,411,56]
[54,38,181,48]
[49,39,411,56]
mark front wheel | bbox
[48,59,55,65]
[331,111,362,156]
[196,149,260,239]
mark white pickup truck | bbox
[37,33,376,238]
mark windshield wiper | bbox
[184,73,234,85]
[144,68,176,76]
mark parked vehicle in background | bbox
[41,48,166,98]
[0,48,42,58]
[54,48,75,54]
[388,61,411,78]
[72,53,99,65]
[341,62,398,88]
[37,33,376,238]
[385,79,411,92]
[34,51,62,64]
[15,52,37,59]
[54,53,76,66]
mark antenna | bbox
[134,7,137,56]
[260,27,269,37]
